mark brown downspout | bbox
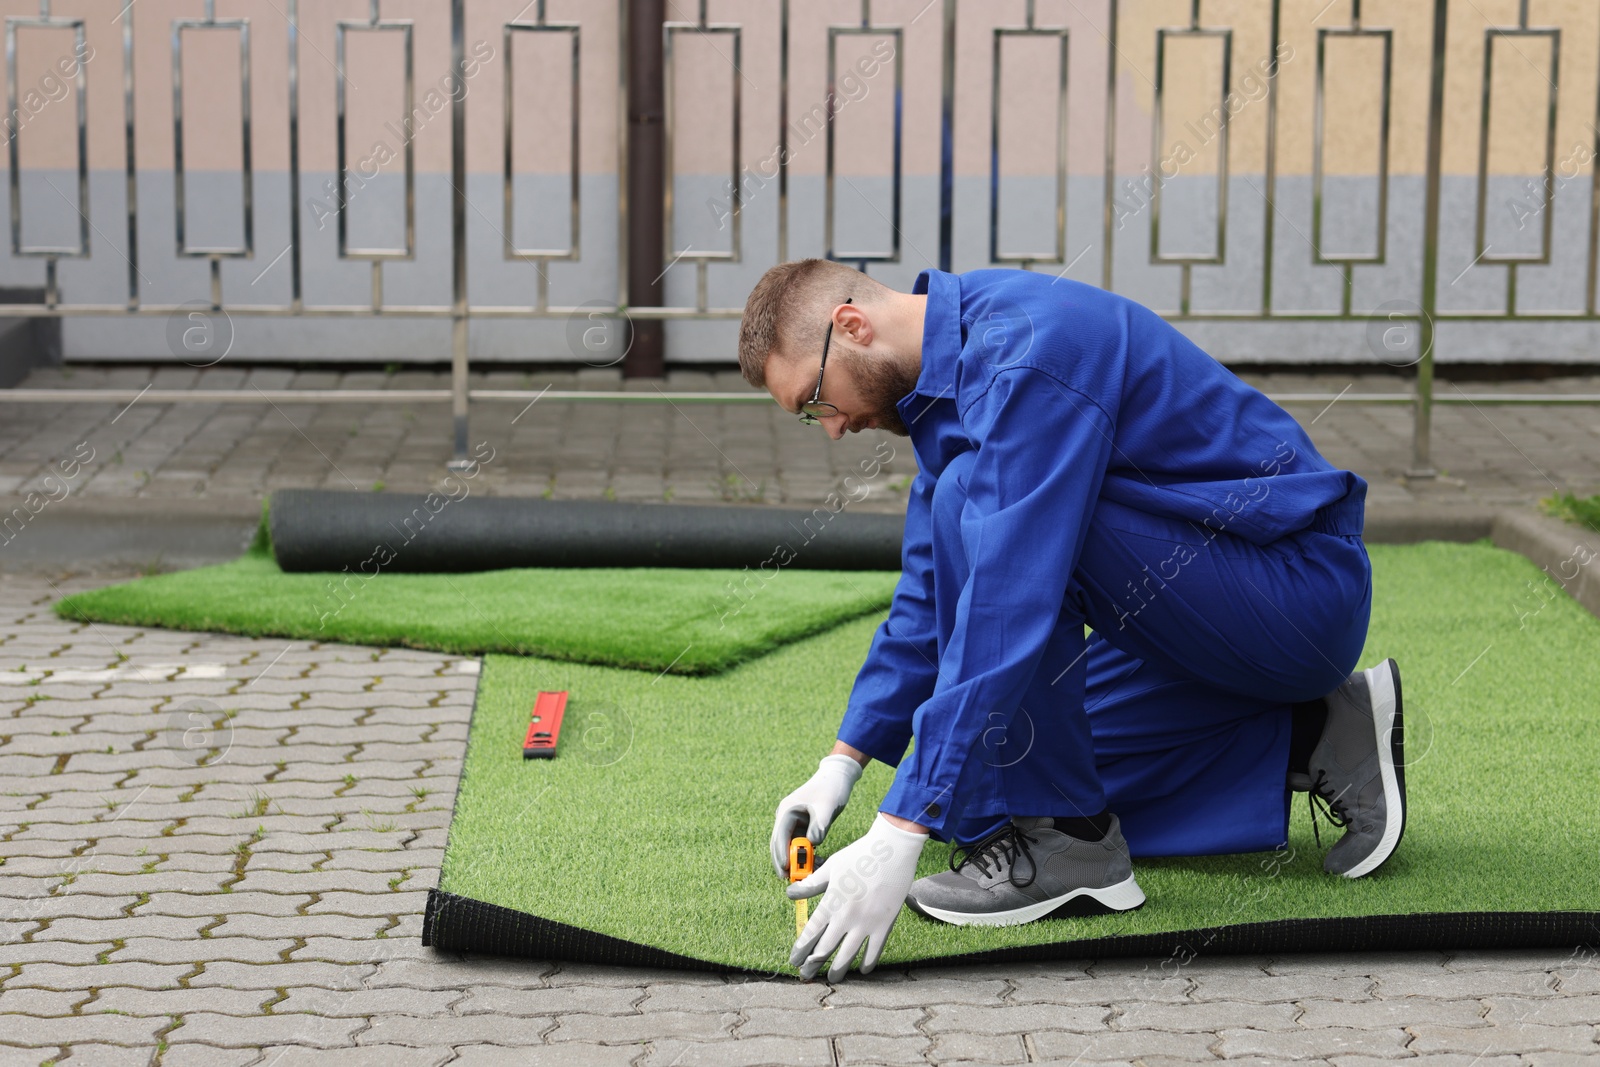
[624,0,666,378]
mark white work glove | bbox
[787,813,927,982]
[770,753,863,877]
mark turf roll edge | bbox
[420,889,1600,972]
[269,488,905,572]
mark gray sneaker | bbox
[905,815,1145,927]
[1305,658,1407,878]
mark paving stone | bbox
[173,1011,367,1048]
[1523,1053,1600,1067]
[428,1044,635,1066]
[1297,996,1489,1028]
[826,976,1008,1008]
[922,1002,1109,1034]
[1114,999,1301,1032]
[207,913,394,939]
[1266,952,1450,977]
[113,936,297,964]
[358,1014,557,1046]
[926,1030,1027,1063]
[1190,973,1374,1002]
[11,961,190,990]
[543,962,721,988]
[1331,1056,1523,1067]
[1446,949,1591,972]
[247,1049,456,1067]
[738,1005,925,1038]
[1030,1028,1221,1062]
[140,890,310,917]
[161,1047,344,1067]
[0,939,116,965]
[0,1012,165,1045]
[90,984,273,1016]
[1408,1023,1600,1055]
[22,1045,151,1067]
[643,1037,835,1067]
[1218,1025,1412,1059]
[0,986,84,1014]
[545,1010,733,1043]
[364,957,552,989]
[1555,967,1600,994]
[1376,970,1562,998]
[277,986,464,1016]
[1011,972,1190,1005]
[459,985,643,1015]
[185,960,378,990]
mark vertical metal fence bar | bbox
[1101,0,1117,290]
[1411,0,1449,479]
[449,0,469,468]
[1589,14,1600,318]
[778,0,789,264]
[8,22,23,259]
[1261,0,1279,314]
[288,0,302,312]
[72,19,87,263]
[938,0,954,272]
[617,0,629,313]
[123,3,138,310]
[172,20,185,257]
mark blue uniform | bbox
[837,268,1373,856]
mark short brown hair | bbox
[737,259,885,387]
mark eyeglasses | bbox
[798,297,851,425]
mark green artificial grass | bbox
[439,540,1600,971]
[52,530,898,676]
[1544,491,1600,535]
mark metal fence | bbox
[2,0,1600,476]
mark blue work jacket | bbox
[837,267,1367,838]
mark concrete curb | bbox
[1489,508,1600,622]
[1363,505,1496,545]
[0,495,261,571]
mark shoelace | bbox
[949,823,1040,888]
[1306,768,1352,848]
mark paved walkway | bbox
[1,365,1598,1064]
[1,366,1597,514]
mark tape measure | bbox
[789,836,813,936]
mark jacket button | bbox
[923,803,942,819]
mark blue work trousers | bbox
[929,450,1374,856]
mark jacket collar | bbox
[904,268,961,404]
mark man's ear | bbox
[834,301,873,348]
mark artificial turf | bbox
[51,530,899,676]
[438,540,1600,971]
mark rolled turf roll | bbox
[268,488,905,573]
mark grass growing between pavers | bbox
[1544,491,1600,535]
[50,528,899,676]
[439,540,1600,971]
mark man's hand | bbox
[787,813,928,982]
[770,752,864,877]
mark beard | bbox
[838,348,920,437]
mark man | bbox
[740,259,1406,984]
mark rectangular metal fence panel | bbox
[1,0,1599,476]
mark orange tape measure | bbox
[789,836,813,935]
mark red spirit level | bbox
[522,691,568,759]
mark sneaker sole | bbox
[1339,657,1406,878]
[906,873,1146,927]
